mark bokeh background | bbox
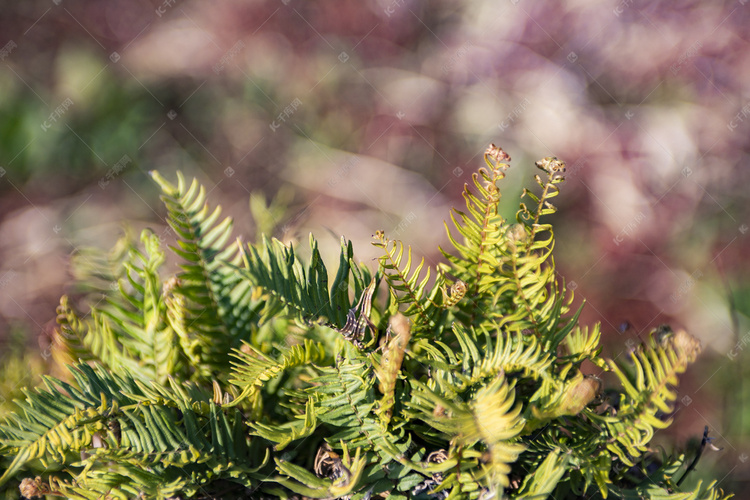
[1,0,749,495]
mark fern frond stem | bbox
[334,359,366,432]
[470,198,494,323]
[332,360,389,473]
[510,250,540,336]
[528,180,552,244]
[676,426,709,486]
[380,240,430,323]
[469,174,502,324]
[170,202,231,340]
[602,345,692,462]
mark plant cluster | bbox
[0,146,730,499]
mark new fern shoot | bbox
[0,145,730,499]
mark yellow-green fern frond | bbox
[407,375,526,490]
[53,230,179,383]
[594,328,702,467]
[0,364,266,496]
[228,339,326,409]
[372,230,445,332]
[151,171,252,378]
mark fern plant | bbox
[0,146,731,499]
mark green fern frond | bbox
[311,356,376,441]
[462,324,555,385]
[151,171,252,378]
[0,363,266,497]
[273,445,366,499]
[54,230,179,382]
[407,375,526,488]
[594,328,702,467]
[516,156,566,252]
[240,234,369,328]
[440,145,578,352]
[249,397,317,450]
[562,324,605,366]
[0,154,732,500]
[600,452,732,500]
[372,230,445,332]
[68,229,136,297]
[516,448,569,497]
[439,145,510,324]
[228,338,326,409]
[408,324,555,411]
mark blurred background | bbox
[1,0,749,495]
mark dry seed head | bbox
[485,143,511,163]
[671,328,702,362]
[535,156,566,175]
